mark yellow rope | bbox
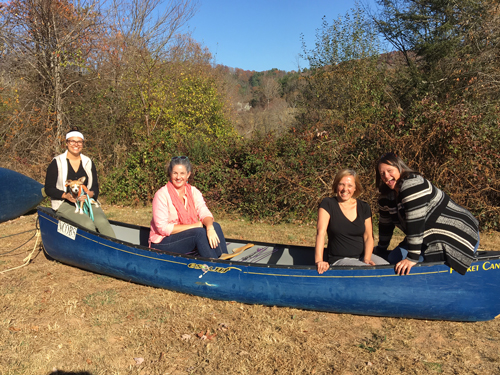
[0,229,41,274]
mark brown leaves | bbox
[196,329,217,341]
[218,322,229,331]
[134,357,144,365]
[182,323,228,342]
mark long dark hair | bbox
[375,152,419,195]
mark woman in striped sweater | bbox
[375,153,480,276]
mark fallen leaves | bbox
[197,329,217,341]
[134,357,144,365]
[181,323,228,342]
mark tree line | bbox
[1,0,499,229]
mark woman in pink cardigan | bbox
[149,156,227,258]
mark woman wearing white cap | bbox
[44,127,115,237]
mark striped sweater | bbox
[378,174,479,275]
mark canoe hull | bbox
[0,168,45,222]
[37,207,500,321]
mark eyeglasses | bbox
[67,140,84,146]
[171,156,189,161]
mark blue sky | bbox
[186,0,378,72]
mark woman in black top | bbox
[315,169,388,274]
[44,127,115,238]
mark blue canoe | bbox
[37,206,500,322]
[0,168,45,223]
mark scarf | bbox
[167,181,199,224]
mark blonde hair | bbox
[331,169,363,198]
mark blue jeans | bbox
[387,247,424,264]
[474,232,480,253]
[151,222,227,258]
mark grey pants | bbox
[56,201,116,238]
[332,254,389,266]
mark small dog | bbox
[65,177,99,214]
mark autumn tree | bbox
[109,0,198,137]
[299,4,388,133]
[260,75,280,110]
[0,0,105,157]
[102,52,238,204]
[279,72,302,109]
[373,0,500,107]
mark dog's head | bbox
[65,177,86,195]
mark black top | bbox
[44,158,99,203]
[319,197,372,263]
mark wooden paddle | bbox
[219,243,255,260]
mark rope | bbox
[0,216,42,274]
[0,230,41,274]
[0,230,37,256]
[1,229,36,239]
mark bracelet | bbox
[207,228,215,231]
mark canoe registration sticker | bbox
[57,221,77,240]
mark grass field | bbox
[1,205,500,375]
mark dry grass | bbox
[1,206,500,375]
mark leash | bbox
[79,188,95,222]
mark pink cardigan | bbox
[149,184,213,245]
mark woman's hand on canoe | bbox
[363,257,376,266]
[395,258,418,275]
[316,261,330,274]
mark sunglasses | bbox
[171,156,189,161]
